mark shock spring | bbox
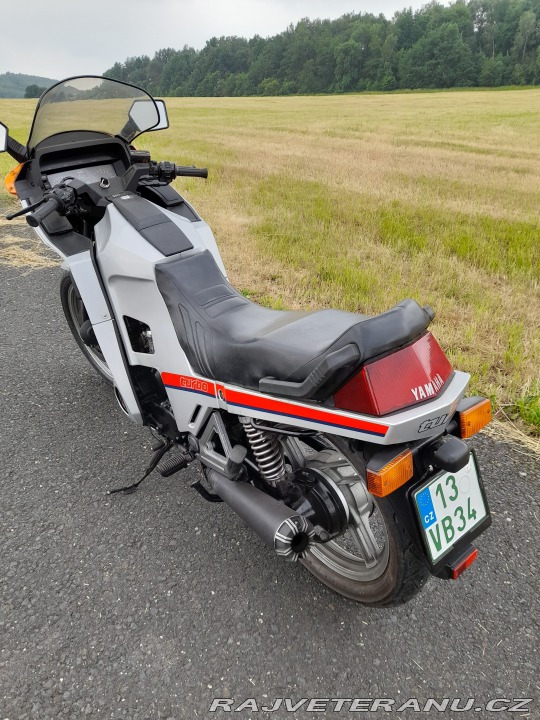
[241,417,287,485]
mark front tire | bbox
[60,272,113,385]
[286,435,430,606]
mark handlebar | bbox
[151,161,208,183]
[25,185,77,227]
[18,160,207,228]
[174,165,208,179]
[26,197,63,227]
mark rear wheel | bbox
[60,272,113,384]
[284,435,430,606]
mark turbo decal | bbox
[161,372,216,397]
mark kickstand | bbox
[107,440,172,495]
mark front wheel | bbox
[284,435,430,606]
[60,272,113,384]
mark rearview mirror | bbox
[0,122,8,153]
[128,99,169,134]
[127,99,169,133]
[128,99,159,132]
[152,100,169,131]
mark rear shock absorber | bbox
[241,418,286,485]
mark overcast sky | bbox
[1,0,434,80]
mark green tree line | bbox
[24,84,49,98]
[104,0,540,95]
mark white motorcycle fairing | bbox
[1,74,494,605]
[76,198,470,445]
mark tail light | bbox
[449,548,478,579]
[333,332,453,416]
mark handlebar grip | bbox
[175,165,208,179]
[26,197,61,228]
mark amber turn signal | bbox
[4,163,23,196]
[367,449,414,497]
[459,398,492,439]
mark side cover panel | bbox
[94,203,224,432]
[66,251,143,424]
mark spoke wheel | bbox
[60,272,113,384]
[283,435,430,606]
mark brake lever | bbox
[6,199,46,221]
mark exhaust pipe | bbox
[205,469,315,561]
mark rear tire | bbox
[60,272,113,385]
[287,435,430,606]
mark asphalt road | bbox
[1,264,538,720]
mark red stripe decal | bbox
[161,372,216,396]
[222,387,388,437]
[163,372,388,437]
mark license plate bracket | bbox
[412,452,489,564]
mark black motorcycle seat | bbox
[155,250,432,397]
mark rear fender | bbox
[364,440,491,579]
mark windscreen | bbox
[27,76,159,150]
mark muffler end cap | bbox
[274,515,315,562]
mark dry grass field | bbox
[1,90,539,431]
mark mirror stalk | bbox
[7,136,28,163]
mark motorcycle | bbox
[0,76,492,606]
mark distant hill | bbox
[0,72,57,99]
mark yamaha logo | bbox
[411,373,445,401]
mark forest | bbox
[104,0,540,95]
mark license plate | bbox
[413,455,487,563]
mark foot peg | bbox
[156,448,191,477]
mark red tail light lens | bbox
[450,548,478,580]
[333,333,453,416]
